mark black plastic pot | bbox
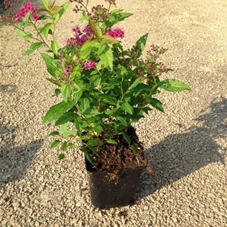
[86,159,145,209]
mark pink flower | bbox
[83,61,97,70]
[63,67,72,77]
[66,25,92,47]
[33,14,39,21]
[15,2,38,23]
[106,28,124,39]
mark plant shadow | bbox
[0,122,43,187]
[137,97,227,198]
[0,83,17,93]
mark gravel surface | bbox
[0,0,227,226]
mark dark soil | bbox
[88,127,154,174]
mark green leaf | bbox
[16,30,32,40]
[38,15,52,20]
[68,143,77,149]
[46,78,60,86]
[55,112,77,126]
[84,108,100,117]
[41,53,59,77]
[50,6,62,15]
[42,23,52,38]
[93,124,103,135]
[127,78,139,91]
[130,145,139,154]
[57,1,70,21]
[60,84,71,102]
[41,0,49,10]
[74,90,83,103]
[83,149,94,164]
[96,25,103,38]
[143,106,152,114]
[134,33,148,57]
[133,83,150,97]
[116,116,128,126]
[55,88,61,96]
[43,101,74,124]
[59,123,75,137]
[61,141,68,151]
[51,140,60,148]
[81,39,97,51]
[87,138,104,147]
[106,9,132,28]
[121,102,133,115]
[159,79,191,92]
[51,40,58,55]
[80,39,98,59]
[101,34,119,44]
[96,8,106,15]
[20,11,31,26]
[105,108,116,116]
[97,45,113,70]
[79,98,90,114]
[80,11,89,21]
[89,19,102,38]
[100,94,117,105]
[150,98,164,112]
[122,132,131,145]
[23,42,43,56]
[132,108,144,120]
[49,131,60,136]
[106,139,117,145]
[54,13,60,24]
[58,153,65,160]
[74,117,83,135]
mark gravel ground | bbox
[0,0,227,226]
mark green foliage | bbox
[42,23,53,38]
[16,30,32,40]
[105,9,133,29]
[41,53,59,77]
[159,79,191,92]
[150,98,164,112]
[51,140,60,148]
[23,42,43,55]
[41,0,49,11]
[97,45,113,70]
[58,153,65,160]
[49,131,60,136]
[13,0,191,160]
[51,41,58,55]
[43,101,74,124]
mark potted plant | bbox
[6,0,190,208]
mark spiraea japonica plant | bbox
[11,0,190,165]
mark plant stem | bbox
[30,20,51,49]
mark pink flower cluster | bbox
[106,28,124,39]
[66,25,92,47]
[15,2,38,23]
[83,61,97,70]
[63,65,73,77]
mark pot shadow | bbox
[137,97,227,198]
[0,122,43,187]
